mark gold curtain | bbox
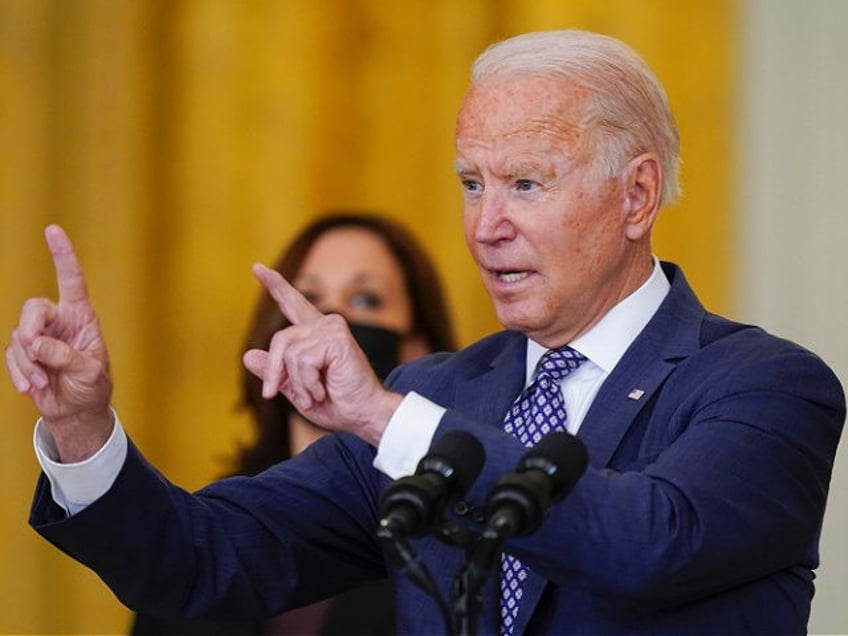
[0,1,734,632]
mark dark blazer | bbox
[130,578,395,635]
[31,263,845,634]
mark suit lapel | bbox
[516,263,706,634]
[578,338,676,467]
[455,331,527,429]
[579,262,705,467]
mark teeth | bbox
[499,271,529,283]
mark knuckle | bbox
[322,313,347,331]
[268,329,289,351]
[22,297,49,315]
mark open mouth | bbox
[496,271,531,283]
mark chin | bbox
[495,307,539,335]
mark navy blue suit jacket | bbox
[31,263,845,634]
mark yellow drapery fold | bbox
[0,1,733,632]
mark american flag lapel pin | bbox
[627,389,645,401]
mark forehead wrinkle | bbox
[467,126,582,181]
[458,111,582,145]
[456,74,597,169]
[457,114,588,175]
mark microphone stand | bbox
[377,515,510,636]
[377,469,540,634]
[450,510,524,636]
[451,528,500,636]
[377,523,456,636]
[450,505,526,636]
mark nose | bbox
[470,191,515,245]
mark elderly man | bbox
[7,30,844,634]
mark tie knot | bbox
[535,346,586,382]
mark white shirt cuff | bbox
[33,411,128,516]
[373,391,445,479]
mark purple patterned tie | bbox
[500,346,586,635]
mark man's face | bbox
[455,74,648,347]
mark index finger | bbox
[45,224,90,306]
[252,263,323,325]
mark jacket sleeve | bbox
[30,432,388,620]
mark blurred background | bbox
[1,0,845,633]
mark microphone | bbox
[379,430,485,538]
[485,432,588,539]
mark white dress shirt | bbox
[35,259,670,512]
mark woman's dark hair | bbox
[230,212,457,476]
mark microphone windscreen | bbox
[420,430,485,493]
[519,432,588,498]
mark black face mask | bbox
[347,321,403,380]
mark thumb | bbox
[32,335,107,387]
[32,336,81,372]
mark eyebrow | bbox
[295,271,385,286]
[454,161,473,177]
[453,159,558,182]
[351,272,385,285]
[505,159,552,177]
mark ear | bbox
[399,333,431,363]
[622,153,662,241]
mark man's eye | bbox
[515,179,537,192]
[461,179,482,193]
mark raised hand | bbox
[242,264,402,446]
[5,225,114,462]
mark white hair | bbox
[471,30,681,206]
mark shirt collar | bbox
[526,257,670,380]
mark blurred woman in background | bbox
[132,212,457,635]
